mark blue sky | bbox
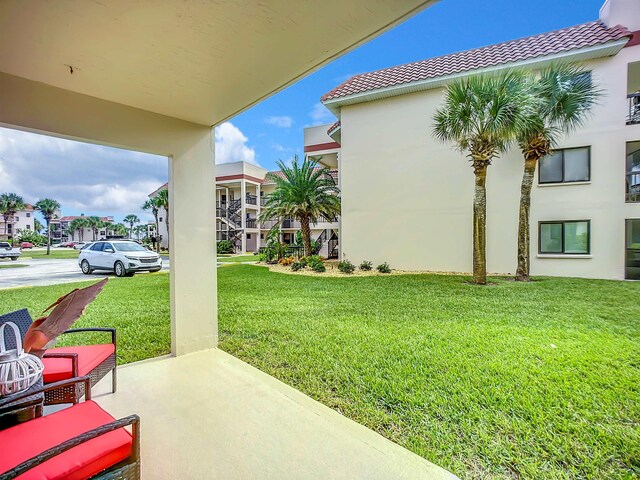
[0,0,604,223]
[230,0,604,171]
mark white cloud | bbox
[0,127,167,221]
[214,122,258,166]
[309,102,336,126]
[264,116,293,128]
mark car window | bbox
[113,242,147,252]
[90,242,104,251]
[103,243,114,252]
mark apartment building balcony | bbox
[246,218,257,229]
[628,93,640,125]
[246,194,257,206]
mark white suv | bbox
[78,240,162,277]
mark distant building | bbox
[0,204,35,241]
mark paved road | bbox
[0,257,169,289]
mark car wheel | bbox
[10,257,17,261]
[81,260,93,274]
[114,261,127,277]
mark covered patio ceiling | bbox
[0,0,435,126]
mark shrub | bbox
[291,261,305,272]
[359,260,373,271]
[306,254,325,273]
[311,261,326,273]
[279,256,295,266]
[338,260,355,274]
[258,253,266,262]
[217,240,234,254]
[377,262,391,273]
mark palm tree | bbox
[69,217,88,242]
[123,214,140,239]
[155,189,169,247]
[34,218,44,235]
[142,197,161,251]
[433,71,530,285]
[514,65,600,281]
[34,198,61,255]
[134,224,147,240]
[259,155,340,256]
[85,216,102,241]
[112,223,128,237]
[0,193,26,245]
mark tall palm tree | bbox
[134,224,147,240]
[113,223,128,237]
[85,216,102,241]
[123,214,140,239]
[0,193,26,245]
[433,71,530,285]
[142,197,161,251]
[34,218,44,235]
[259,155,340,256]
[514,65,600,281]
[34,198,60,255]
[155,189,169,247]
[69,217,88,242]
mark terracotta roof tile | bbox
[262,168,338,185]
[321,21,630,102]
[327,121,341,135]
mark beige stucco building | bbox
[0,204,35,241]
[151,153,339,256]
[321,0,640,280]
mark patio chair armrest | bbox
[0,376,91,414]
[62,327,117,345]
[0,414,140,480]
[42,351,79,378]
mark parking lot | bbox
[0,256,169,289]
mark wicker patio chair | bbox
[0,376,140,480]
[0,308,117,405]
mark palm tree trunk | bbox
[165,209,169,251]
[515,157,538,282]
[300,215,312,257]
[473,163,488,285]
[154,214,160,253]
[46,219,51,255]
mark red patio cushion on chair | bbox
[0,400,132,480]
[42,344,115,383]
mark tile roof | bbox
[327,121,341,136]
[262,169,338,185]
[321,21,631,102]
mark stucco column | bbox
[169,129,217,355]
[240,180,247,254]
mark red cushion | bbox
[42,344,115,383]
[0,400,132,480]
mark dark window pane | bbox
[626,146,640,202]
[564,221,589,254]
[91,242,104,251]
[540,223,563,253]
[540,152,563,183]
[563,148,590,182]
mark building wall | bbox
[339,44,640,280]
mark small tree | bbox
[142,197,162,252]
[85,216,102,241]
[259,155,340,256]
[0,193,26,245]
[34,198,61,255]
[433,71,530,285]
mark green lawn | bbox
[21,249,80,259]
[0,266,637,479]
[0,263,28,268]
[217,254,259,263]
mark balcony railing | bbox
[260,197,267,206]
[246,218,257,228]
[246,194,257,205]
[628,93,640,125]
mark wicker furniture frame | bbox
[0,376,140,480]
[0,309,117,405]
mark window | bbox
[247,233,251,239]
[90,242,104,251]
[159,217,163,222]
[26,225,31,230]
[260,233,264,239]
[539,221,590,255]
[14,216,18,222]
[26,213,30,217]
[539,147,590,184]
[626,144,640,202]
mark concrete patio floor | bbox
[93,349,458,479]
